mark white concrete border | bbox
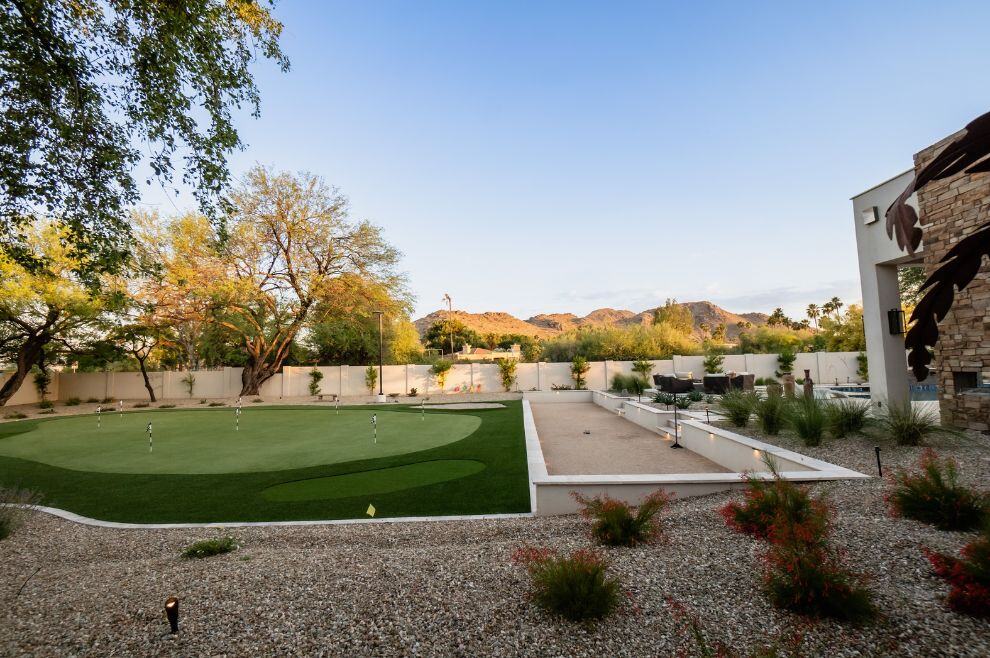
[523,390,868,515]
[6,504,532,530]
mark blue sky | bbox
[139,1,990,321]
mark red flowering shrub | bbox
[925,529,990,618]
[511,545,621,621]
[719,461,829,541]
[887,449,988,531]
[572,490,671,547]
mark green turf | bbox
[0,402,530,523]
[0,408,480,474]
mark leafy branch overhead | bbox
[885,110,990,380]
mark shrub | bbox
[673,395,691,410]
[573,491,670,547]
[686,389,703,402]
[498,358,518,392]
[180,373,196,397]
[4,412,28,420]
[38,409,55,415]
[631,359,654,384]
[430,359,452,391]
[789,395,826,446]
[181,536,238,559]
[133,402,149,408]
[158,404,176,409]
[0,486,41,540]
[720,456,829,540]
[33,369,52,400]
[763,531,876,623]
[653,391,675,406]
[101,397,114,404]
[571,356,590,390]
[718,390,754,427]
[308,368,324,396]
[364,365,378,395]
[65,397,81,406]
[512,546,621,621]
[775,349,796,378]
[926,526,990,618]
[702,353,724,374]
[38,399,54,409]
[887,450,988,531]
[825,398,871,438]
[85,397,100,403]
[208,401,227,407]
[876,400,955,446]
[408,388,418,397]
[199,399,208,404]
[252,398,264,403]
[753,390,787,435]
[610,372,634,393]
[551,383,573,390]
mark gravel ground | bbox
[3,426,989,656]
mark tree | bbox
[308,368,323,397]
[0,221,108,405]
[190,167,403,395]
[898,266,926,309]
[818,305,866,352]
[703,352,724,374]
[112,324,166,401]
[0,0,288,273]
[497,359,517,392]
[364,365,377,395]
[829,297,843,321]
[806,304,820,330]
[631,359,654,384]
[652,299,693,334]
[571,356,590,389]
[423,318,481,355]
[430,359,452,392]
[766,308,790,327]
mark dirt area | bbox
[530,402,728,475]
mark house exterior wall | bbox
[914,134,990,431]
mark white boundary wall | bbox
[3,352,864,405]
[523,390,868,515]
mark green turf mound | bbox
[260,459,487,502]
[0,408,481,474]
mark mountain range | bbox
[413,301,768,341]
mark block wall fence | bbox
[1,352,864,406]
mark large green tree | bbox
[0,0,287,271]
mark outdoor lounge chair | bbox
[654,374,695,394]
[703,374,729,394]
[728,373,755,391]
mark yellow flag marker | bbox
[366,504,376,517]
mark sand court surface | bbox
[530,402,729,475]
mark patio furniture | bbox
[703,374,729,394]
[728,372,755,391]
[654,374,695,394]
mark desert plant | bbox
[720,456,829,541]
[673,395,692,410]
[887,450,988,531]
[0,486,41,540]
[571,356,590,390]
[252,398,264,403]
[86,397,100,403]
[498,358,518,392]
[825,399,871,438]
[686,389,704,402]
[159,404,176,408]
[762,529,877,623]
[653,391,675,406]
[180,373,196,398]
[631,359,654,384]
[364,365,378,395]
[551,383,573,390]
[38,408,55,414]
[512,546,621,621]
[573,491,670,547]
[4,412,28,419]
[718,389,754,427]
[775,349,796,378]
[308,368,324,396]
[133,402,149,408]
[208,401,226,407]
[789,395,826,446]
[37,399,54,409]
[856,352,869,381]
[875,400,955,446]
[753,390,787,435]
[32,368,52,401]
[430,359,452,391]
[610,372,634,393]
[702,353,724,374]
[181,536,238,559]
[199,398,208,404]
[408,387,418,397]
[100,397,114,404]
[65,397,81,406]
[926,525,990,618]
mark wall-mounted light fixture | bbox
[887,308,906,335]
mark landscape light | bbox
[874,446,883,477]
[164,597,179,633]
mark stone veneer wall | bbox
[914,133,990,431]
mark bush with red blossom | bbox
[511,545,621,621]
[572,490,671,547]
[926,527,990,618]
[887,449,988,531]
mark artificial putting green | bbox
[0,402,529,523]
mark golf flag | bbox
[147,422,153,452]
[371,413,377,443]
[97,405,102,428]
[119,399,123,416]
[366,504,376,517]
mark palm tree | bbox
[829,297,843,321]
[806,303,820,329]
[821,301,835,322]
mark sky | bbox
[138,1,990,322]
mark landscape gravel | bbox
[3,424,989,656]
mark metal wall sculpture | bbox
[885,111,990,380]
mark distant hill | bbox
[415,302,768,342]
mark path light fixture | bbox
[874,446,883,477]
[164,597,179,633]
[670,395,683,449]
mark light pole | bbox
[374,311,386,403]
[443,293,453,356]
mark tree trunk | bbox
[0,334,47,407]
[137,356,157,402]
[240,359,279,396]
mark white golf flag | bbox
[371,414,377,427]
